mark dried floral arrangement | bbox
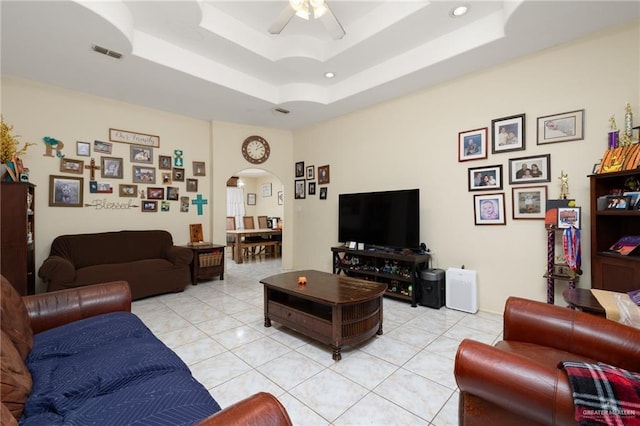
[1,115,36,163]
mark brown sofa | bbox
[38,230,192,300]
[0,276,292,426]
[454,297,640,425]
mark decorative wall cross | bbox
[84,158,100,180]
[191,194,208,215]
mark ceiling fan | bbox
[268,0,346,40]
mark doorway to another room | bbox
[226,169,283,264]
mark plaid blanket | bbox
[560,361,640,425]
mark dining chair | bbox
[257,216,273,255]
[242,216,264,256]
[257,216,269,229]
[226,216,237,260]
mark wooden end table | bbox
[260,270,386,361]
[185,244,225,284]
[562,287,605,316]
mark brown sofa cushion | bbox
[0,330,32,420]
[0,276,33,360]
[48,230,175,269]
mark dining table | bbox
[226,228,282,264]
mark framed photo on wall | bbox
[186,179,198,192]
[141,201,158,212]
[100,156,123,179]
[318,165,330,184]
[491,113,525,154]
[49,175,83,207]
[319,187,328,200]
[557,207,581,229]
[193,161,206,176]
[512,186,547,220]
[166,187,179,200]
[172,167,185,182]
[537,109,584,145]
[247,193,256,205]
[508,154,551,184]
[147,187,165,200]
[458,127,487,162]
[295,179,305,199]
[94,140,112,154]
[473,193,506,225]
[132,166,156,184]
[119,184,138,197]
[60,158,84,174]
[468,165,502,191]
[295,161,305,178]
[130,145,153,164]
[159,155,172,170]
[76,141,90,157]
[306,165,315,180]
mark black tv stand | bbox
[331,246,430,307]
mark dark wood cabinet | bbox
[1,182,36,295]
[590,170,640,293]
[332,246,430,307]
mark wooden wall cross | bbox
[84,158,100,180]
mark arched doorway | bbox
[226,169,284,263]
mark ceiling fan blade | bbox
[268,5,296,35]
[319,3,345,40]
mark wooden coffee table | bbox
[260,270,386,360]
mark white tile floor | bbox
[132,255,503,426]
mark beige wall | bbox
[291,21,639,313]
[2,20,638,312]
[1,78,213,292]
[234,175,284,224]
[211,121,294,270]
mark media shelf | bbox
[590,169,640,293]
[331,246,430,307]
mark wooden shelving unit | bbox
[1,182,36,295]
[590,169,640,293]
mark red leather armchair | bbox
[454,297,640,425]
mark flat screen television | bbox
[338,189,420,250]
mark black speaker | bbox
[418,268,445,309]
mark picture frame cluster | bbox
[462,109,585,225]
[295,161,329,200]
[51,132,207,213]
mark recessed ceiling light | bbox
[450,5,469,17]
[324,72,335,78]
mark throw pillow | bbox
[0,275,33,360]
[0,330,32,420]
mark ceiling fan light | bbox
[295,2,310,20]
[310,0,328,18]
[289,0,305,12]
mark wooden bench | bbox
[241,240,280,258]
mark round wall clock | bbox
[241,135,270,164]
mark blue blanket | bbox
[21,312,220,426]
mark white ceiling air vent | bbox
[91,44,122,59]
